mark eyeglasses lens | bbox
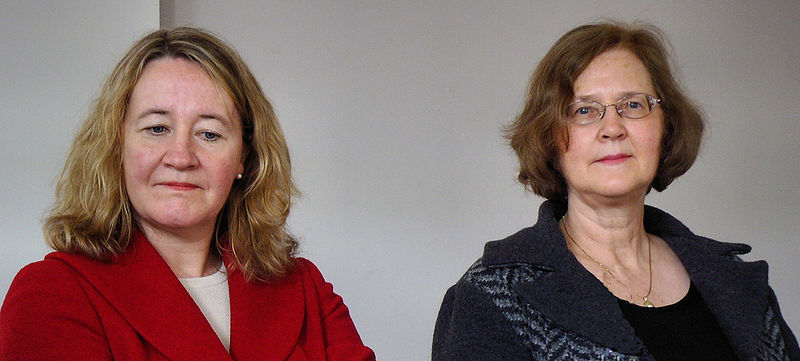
[618,94,652,119]
[567,93,656,125]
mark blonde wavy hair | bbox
[44,27,298,281]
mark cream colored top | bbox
[179,263,231,351]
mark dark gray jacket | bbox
[433,201,799,360]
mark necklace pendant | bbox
[643,297,655,308]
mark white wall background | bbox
[2,1,798,360]
[1,0,159,318]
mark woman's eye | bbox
[147,126,167,134]
[574,106,598,117]
[627,101,642,109]
[568,102,601,123]
[200,131,221,141]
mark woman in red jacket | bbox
[0,27,374,361]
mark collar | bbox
[47,230,305,360]
[482,200,769,359]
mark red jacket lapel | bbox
[48,232,232,360]
[226,255,305,360]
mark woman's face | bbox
[122,57,244,237]
[558,48,663,202]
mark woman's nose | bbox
[598,109,627,140]
[163,134,199,170]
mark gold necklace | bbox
[561,216,655,308]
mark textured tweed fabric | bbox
[433,201,799,361]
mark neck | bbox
[563,191,649,268]
[137,220,220,278]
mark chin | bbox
[595,183,650,200]
[138,207,217,233]
[147,219,218,236]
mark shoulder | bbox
[287,257,341,302]
[481,201,572,269]
[293,256,319,272]
[445,258,550,318]
[434,258,551,360]
[2,254,103,319]
[643,204,754,260]
[456,258,547,292]
[291,257,325,283]
[448,213,563,305]
[0,255,111,359]
[440,256,552,332]
[6,255,89,296]
[254,257,341,300]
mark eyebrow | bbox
[137,108,167,119]
[572,91,645,102]
[136,108,232,124]
[199,113,231,122]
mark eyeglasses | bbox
[566,93,661,125]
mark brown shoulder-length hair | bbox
[506,21,704,200]
[44,27,298,281]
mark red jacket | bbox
[0,232,375,361]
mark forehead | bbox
[135,57,216,93]
[127,57,238,118]
[573,48,655,97]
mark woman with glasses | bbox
[433,21,798,361]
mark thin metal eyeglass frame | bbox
[567,93,661,125]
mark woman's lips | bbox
[159,182,200,190]
[595,153,632,165]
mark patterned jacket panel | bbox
[434,258,797,361]
[458,259,651,361]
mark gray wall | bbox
[2,1,798,360]
[1,0,158,311]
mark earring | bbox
[236,173,243,179]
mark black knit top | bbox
[619,282,738,360]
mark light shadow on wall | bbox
[159,0,175,28]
